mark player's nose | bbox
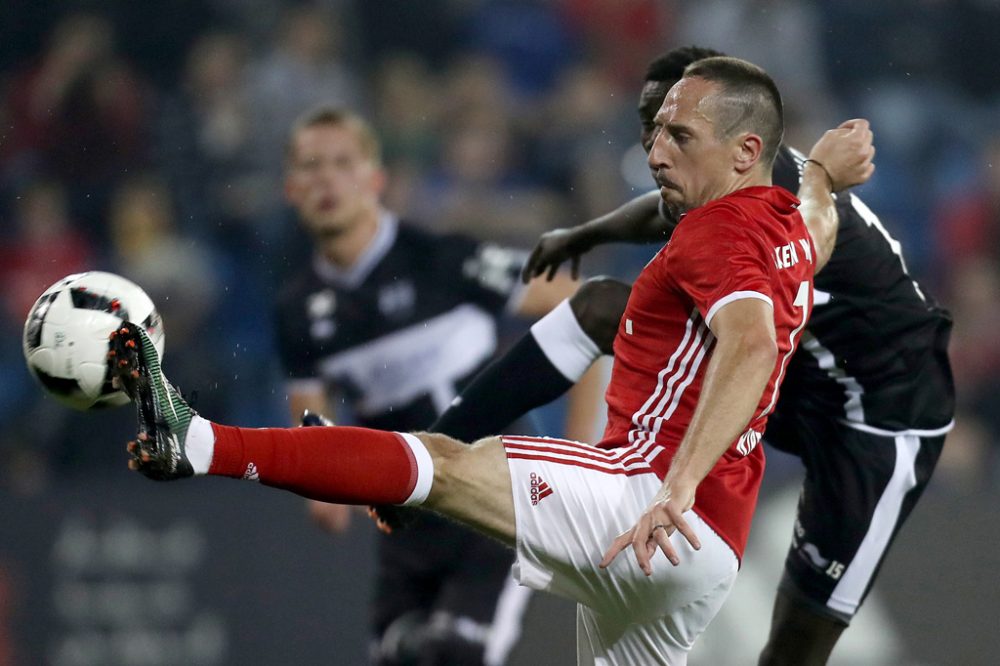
[647,136,671,171]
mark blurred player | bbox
[274,107,599,665]
[113,57,873,664]
[431,46,953,665]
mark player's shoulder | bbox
[667,209,751,266]
[670,189,805,270]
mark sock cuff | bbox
[530,299,602,382]
[187,415,216,475]
[397,432,434,506]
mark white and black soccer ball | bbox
[22,271,166,410]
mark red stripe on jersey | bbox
[627,312,702,445]
[633,319,714,448]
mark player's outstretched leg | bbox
[107,321,516,543]
[374,277,631,531]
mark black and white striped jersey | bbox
[770,147,955,433]
[275,213,527,432]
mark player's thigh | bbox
[502,436,738,625]
[575,569,734,666]
[784,418,945,621]
[423,433,516,545]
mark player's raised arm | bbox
[798,119,875,271]
[521,190,667,283]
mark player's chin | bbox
[659,184,682,198]
[307,216,347,238]
[659,193,686,220]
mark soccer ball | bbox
[22,272,166,410]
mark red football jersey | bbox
[598,186,815,560]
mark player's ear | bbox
[734,133,763,174]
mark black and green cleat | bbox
[109,321,195,480]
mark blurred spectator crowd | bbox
[1,0,998,491]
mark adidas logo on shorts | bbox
[529,472,553,505]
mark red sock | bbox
[207,424,427,505]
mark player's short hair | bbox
[286,106,382,165]
[682,56,784,168]
[644,46,725,84]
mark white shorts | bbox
[502,435,739,666]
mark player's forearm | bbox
[575,191,670,247]
[665,333,777,489]
[796,162,838,272]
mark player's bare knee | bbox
[569,277,630,355]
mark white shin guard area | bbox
[186,414,216,475]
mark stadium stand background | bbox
[1,1,998,664]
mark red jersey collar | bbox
[722,185,800,211]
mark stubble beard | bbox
[662,198,687,222]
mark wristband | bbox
[803,158,835,192]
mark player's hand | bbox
[366,504,421,534]
[306,498,410,535]
[598,482,700,575]
[521,228,591,284]
[807,119,875,192]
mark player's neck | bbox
[720,170,772,200]
[318,211,381,269]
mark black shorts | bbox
[371,510,523,663]
[766,408,947,624]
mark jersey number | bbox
[761,280,811,418]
